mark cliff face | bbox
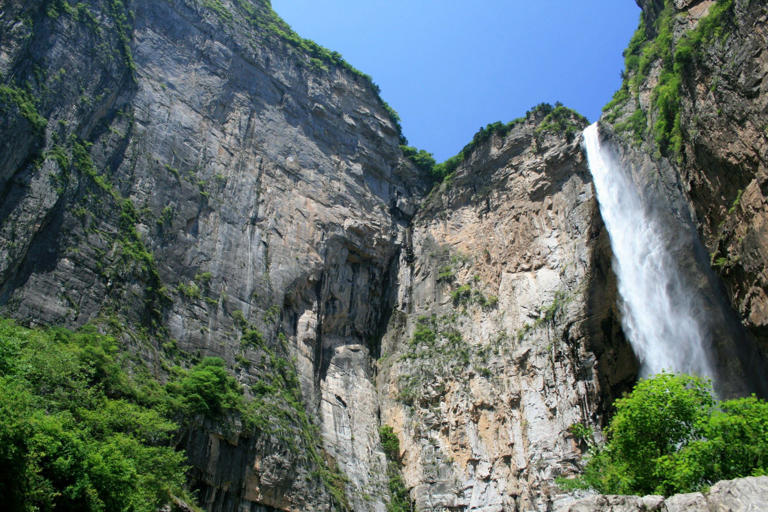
[673,0,768,354]
[0,0,425,509]
[601,0,768,394]
[377,112,636,511]
[1,0,767,510]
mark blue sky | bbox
[271,1,641,161]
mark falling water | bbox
[582,123,715,379]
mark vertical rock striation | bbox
[378,111,636,511]
[0,0,427,509]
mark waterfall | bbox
[582,123,715,380]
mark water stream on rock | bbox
[582,123,715,380]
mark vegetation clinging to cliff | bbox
[0,85,48,133]
[402,102,586,184]
[603,0,735,156]
[0,317,352,511]
[0,319,202,511]
[379,426,411,512]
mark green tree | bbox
[0,319,192,511]
[166,357,243,419]
[654,395,768,495]
[563,373,768,496]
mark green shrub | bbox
[450,284,472,305]
[534,103,589,140]
[437,265,455,283]
[0,85,47,133]
[409,317,437,348]
[386,467,410,512]
[400,145,437,178]
[0,315,349,509]
[379,425,400,461]
[240,328,264,349]
[562,373,768,496]
[177,281,201,299]
[166,357,243,419]
[379,425,411,512]
[0,319,191,511]
[568,422,594,445]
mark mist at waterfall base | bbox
[582,123,717,382]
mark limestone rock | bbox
[378,112,635,510]
[707,476,768,511]
[559,476,768,512]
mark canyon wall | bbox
[1,0,766,510]
[0,0,424,509]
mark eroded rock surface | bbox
[378,113,635,511]
[559,476,768,512]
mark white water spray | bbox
[582,123,715,379]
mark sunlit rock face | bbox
[1,0,767,510]
[378,113,636,511]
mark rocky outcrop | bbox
[377,112,636,510]
[559,476,768,511]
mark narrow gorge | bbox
[0,0,766,511]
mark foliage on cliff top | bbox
[603,0,735,155]
[560,373,768,496]
[534,103,588,139]
[405,102,587,184]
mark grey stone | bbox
[560,477,768,512]
[707,476,768,512]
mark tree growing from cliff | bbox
[561,372,768,496]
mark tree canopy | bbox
[0,318,252,511]
[562,373,768,496]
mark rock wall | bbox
[0,0,426,509]
[674,0,768,357]
[378,113,636,511]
